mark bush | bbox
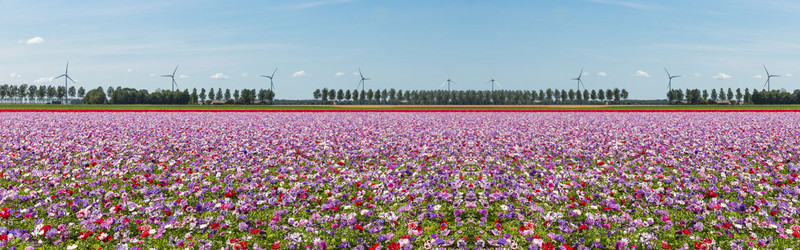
[82,88,107,104]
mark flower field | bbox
[2,112,800,249]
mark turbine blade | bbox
[54,75,65,80]
[494,81,502,88]
[66,62,69,73]
[763,65,769,76]
[440,81,448,88]
[260,75,269,78]
[364,78,370,80]
[674,75,681,78]
[160,75,172,77]
[578,68,583,78]
[773,75,781,77]
[173,65,179,76]
[271,67,278,77]
[67,76,76,83]
[359,68,364,78]
[664,68,670,77]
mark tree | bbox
[191,88,199,104]
[744,88,751,104]
[597,89,605,101]
[374,89,381,103]
[727,88,734,101]
[107,87,115,101]
[621,89,629,100]
[337,89,344,101]
[397,89,405,102]
[216,88,222,100]
[47,86,56,101]
[735,88,742,103]
[224,89,231,101]
[209,88,216,100]
[366,89,374,102]
[313,89,321,100]
[57,86,66,101]
[39,85,47,101]
[345,90,352,101]
[568,89,576,101]
[68,86,76,101]
[560,90,567,102]
[590,90,597,101]
[199,88,207,102]
[18,84,28,102]
[583,90,590,102]
[702,90,709,100]
[719,88,724,100]
[83,87,107,104]
[710,89,717,100]
[77,87,85,99]
[233,89,240,100]
[328,89,335,102]
[321,88,328,102]
[360,90,367,102]
[28,85,37,103]
[389,88,397,102]
[381,89,388,103]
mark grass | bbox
[1,104,800,110]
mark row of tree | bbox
[667,87,800,104]
[0,84,86,103]
[313,88,630,105]
[667,88,800,104]
[102,87,276,104]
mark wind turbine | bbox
[440,72,455,92]
[356,68,370,92]
[664,68,681,92]
[53,61,76,104]
[487,72,502,102]
[160,65,179,91]
[260,67,278,93]
[763,65,780,91]
[571,68,586,93]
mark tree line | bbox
[0,84,85,103]
[666,88,800,104]
[312,88,630,105]
[0,83,276,105]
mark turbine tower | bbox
[260,67,278,93]
[763,65,780,91]
[664,68,681,92]
[571,68,586,93]
[53,61,76,104]
[356,68,370,92]
[160,65,179,91]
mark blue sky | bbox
[2,0,800,100]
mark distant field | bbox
[1,104,800,110]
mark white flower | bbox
[67,245,78,250]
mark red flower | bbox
[140,231,150,238]
[271,242,280,249]
[662,243,671,249]
[793,231,800,238]
[682,229,690,235]
[251,229,260,235]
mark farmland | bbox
[1,112,800,249]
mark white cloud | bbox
[713,73,732,80]
[292,70,308,77]
[17,39,23,44]
[335,72,345,77]
[753,75,763,79]
[26,37,44,44]
[179,75,189,79]
[633,70,650,77]
[210,73,228,79]
[353,72,361,76]
[693,73,701,78]
[34,77,54,83]
[786,73,792,77]
[127,68,133,73]
[241,73,248,78]
[597,72,607,77]
[9,73,22,79]
[582,71,590,76]
[150,73,157,77]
